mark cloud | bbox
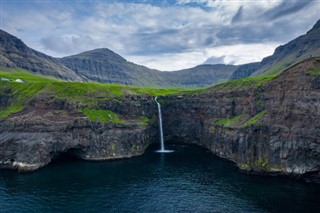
[1,0,320,70]
[41,34,95,54]
[231,6,243,23]
[263,0,314,20]
[203,56,226,65]
[127,42,279,71]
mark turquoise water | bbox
[0,144,319,213]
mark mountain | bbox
[60,48,165,86]
[163,64,237,88]
[1,19,319,86]
[230,62,260,80]
[230,19,320,79]
[253,19,320,75]
[0,30,81,81]
[0,29,236,88]
[61,48,237,87]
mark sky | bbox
[1,0,320,71]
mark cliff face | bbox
[162,58,320,176]
[0,59,319,176]
[0,94,159,172]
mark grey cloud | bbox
[263,0,314,20]
[231,6,243,23]
[3,0,319,68]
[203,56,225,64]
[215,1,319,46]
[41,34,95,55]
[126,25,217,55]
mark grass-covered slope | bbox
[0,30,81,81]
[252,20,320,76]
[1,57,319,121]
[0,68,187,119]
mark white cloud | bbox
[1,0,319,70]
[128,42,279,71]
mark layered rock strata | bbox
[162,59,320,177]
[0,59,319,176]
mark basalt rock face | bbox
[161,58,320,177]
[0,95,159,172]
[0,59,319,176]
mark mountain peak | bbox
[312,19,320,29]
[307,19,320,33]
[0,29,30,53]
[63,48,126,62]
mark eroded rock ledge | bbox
[162,59,320,177]
[0,96,158,172]
[0,59,319,176]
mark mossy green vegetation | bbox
[0,105,23,118]
[80,108,125,124]
[214,114,247,127]
[140,116,149,125]
[240,158,270,172]
[0,81,48,118]
[306,66,320,76]
[213,110,267,128]
[306,67,320,76]
[263,56,294,75]
[242,110,266,127]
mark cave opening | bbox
[49,148,83,165]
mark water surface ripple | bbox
[0,144,319,213]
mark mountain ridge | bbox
[0,29,81,81]
[1,19,320,86]
[0,30,237,87]
[230,19,320,79]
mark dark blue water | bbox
[0,144,319,213]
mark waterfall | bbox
[155,96,164,151]
[155,97,173,153]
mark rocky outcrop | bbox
[0,95,159,172]
[230,62,260,80]
[0,59,319,176]
[161,58,320,177]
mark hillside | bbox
[60,49,237,88]
[60,48,165,86]
[0,30,81,81]
[0,57,319,175]
[162,64,237,88]
[0,30,236,88]
[230,62,259,80]
[1,19,319,86]
[253,19,320,75]
[230,19,320,79]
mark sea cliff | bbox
[0,58,319,176]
